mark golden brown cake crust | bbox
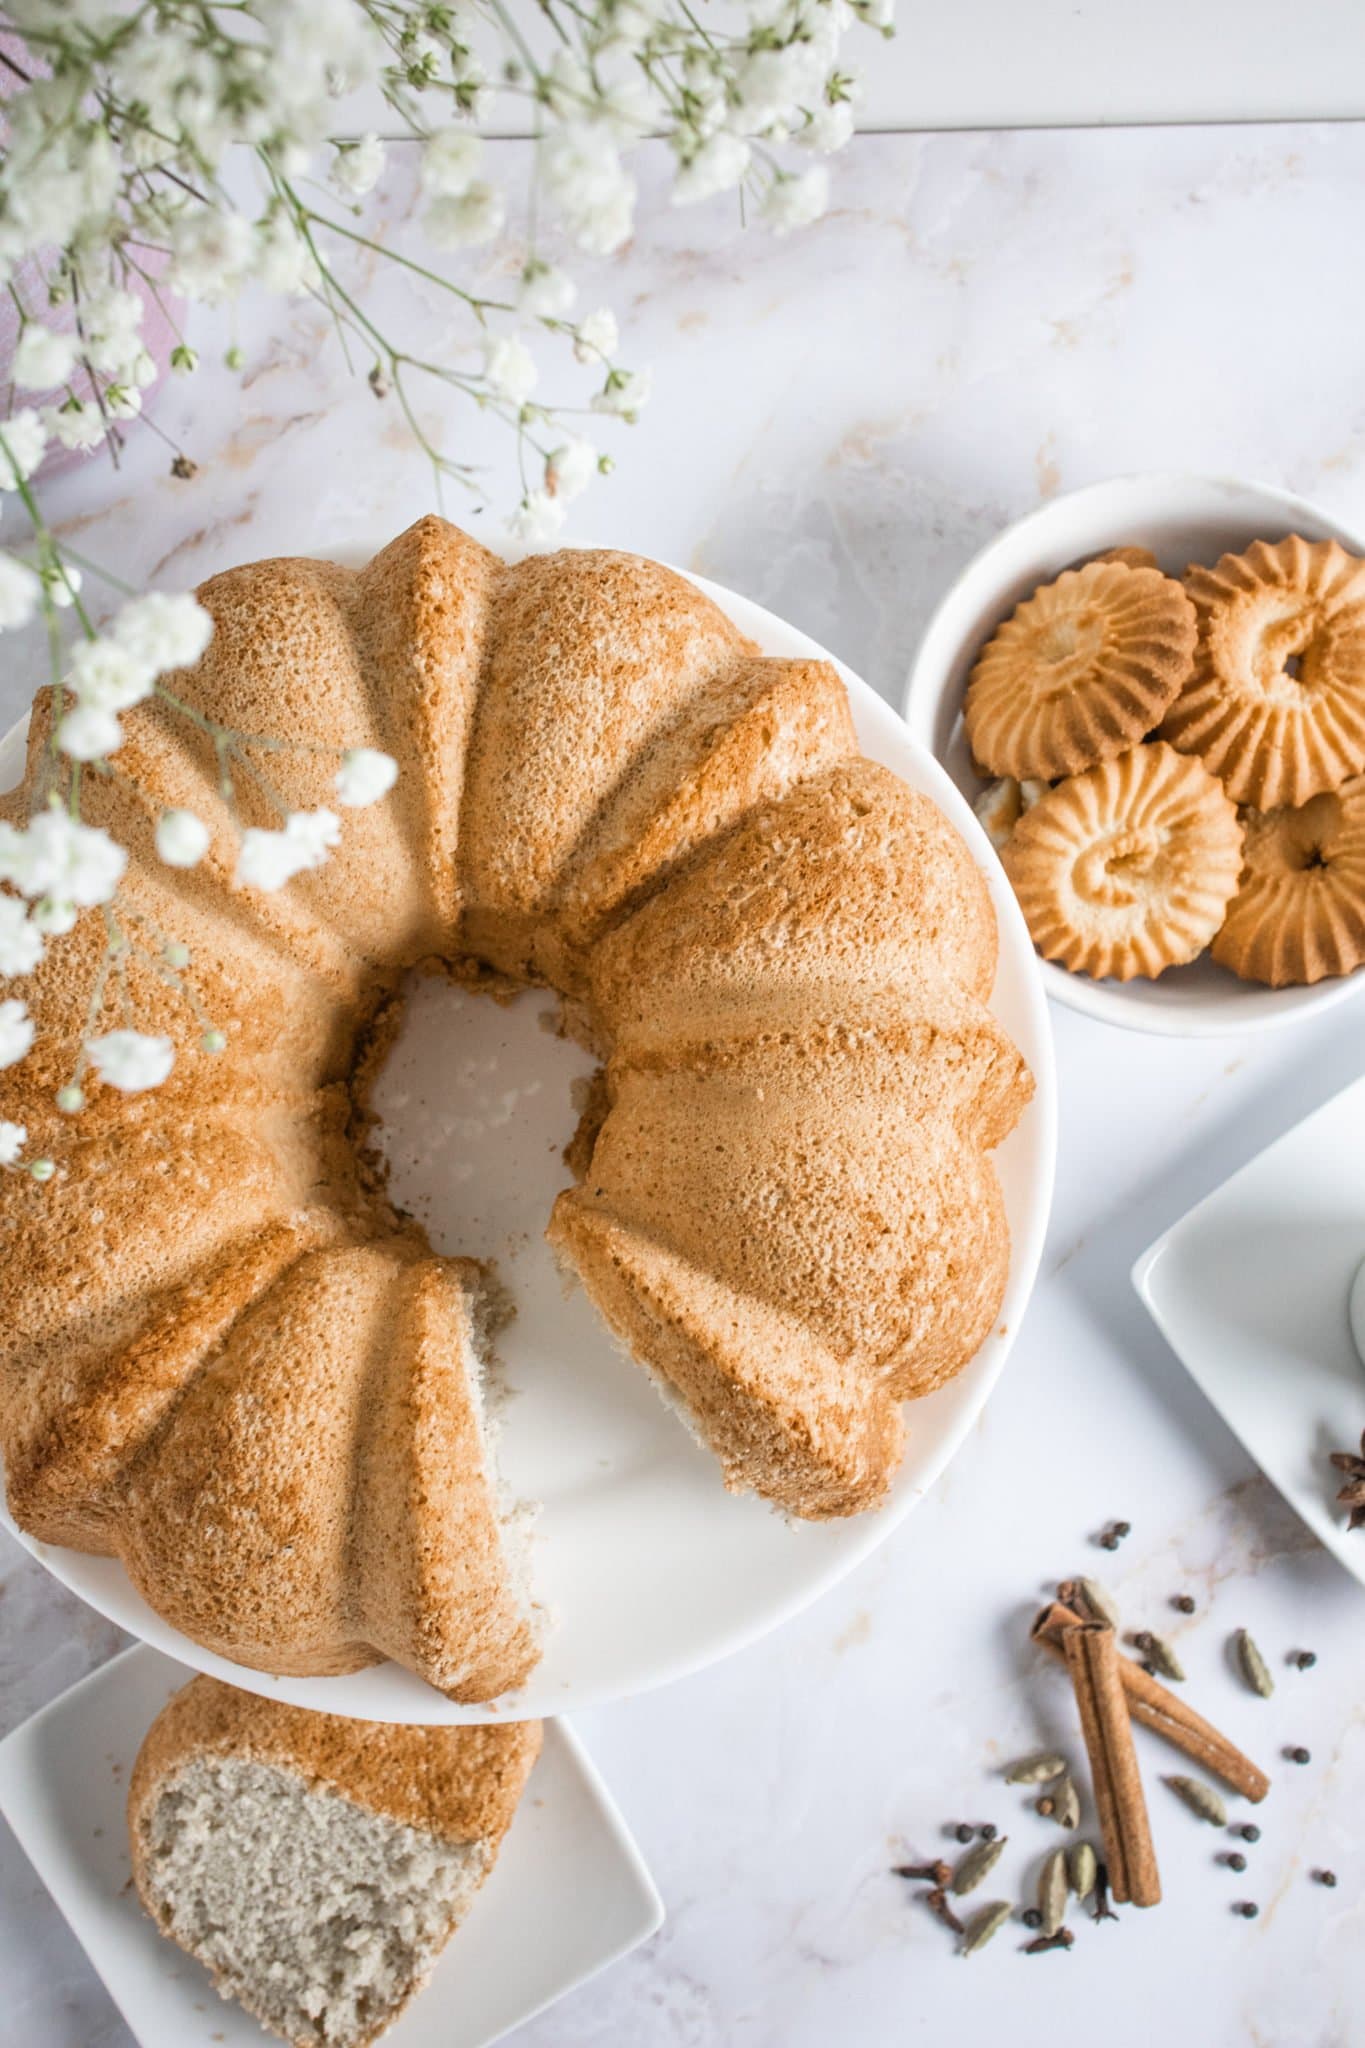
[1162,536,1365,809]
[965,560,1196,780]
[1212,776,1365,986]
[128,1675,542,1848]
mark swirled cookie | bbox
[1162,536,1365,809]
[1001,742,1243,981]
[1212,776,1365,985]
[965,559,1197,780]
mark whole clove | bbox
[893,1860,951,1886]
[1091,1862,1119,1922]
[1023,1928,1075,1955]
[925,1888,965,1936]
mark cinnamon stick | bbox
[1032,1601,1270,1804]
[1060,1620,1161,1906]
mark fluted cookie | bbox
[965,559,1197,780]
[1002,742,1243,981]
[973,774,1049,851]
[1213,776,1365,986]
[1163,536,1365,809]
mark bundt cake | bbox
[0,516,1032,1700]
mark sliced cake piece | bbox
[129,1676,540,2048]
[119,1243,541,1698]
[546,1204,905,1518]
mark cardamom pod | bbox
[951,1833,1008,1895]
[960,1899,1012,1956]
[1041,1774,1080,1829]
[1038,1846,1068,1937]
[1134,1630,1185,1683]
[1235,1628,1275,1699]
[1003,1752,1068,1786]
[1075,1577,1120,1629]
[1068,1841,1097,1903]
[1166,1774,1227,1826]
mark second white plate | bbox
[0,1645,662,2048]
[1134,1070,1365,1587]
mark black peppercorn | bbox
[955,1822,974,1844]
[1295,1650,1318,1670]
[979,1823,997,1842]
[1234,1901,1259,1919]
[1314,1869,1338,1887]
[1225,1852,1247,1872]
[1239,1824,1261,1843]
[1286,1746,1311,1765]
[1099,1532,1119,1550]
[1113,1520,1131,1537]
[1173,1594,1196,1614]
[1021,1907,1043,1929]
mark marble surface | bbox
[6,123,1365,2047]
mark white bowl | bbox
[902,472,1365,1037]
[0,568,1057,1723]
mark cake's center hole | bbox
[368,971,600,1263]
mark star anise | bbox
[1329,1431,1365,1529]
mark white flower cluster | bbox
[0,0,889,1114]
[58,592,215,762]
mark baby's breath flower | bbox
[68,637,156,714]
[13,324,79,391]
[44,561,83,610]
[591,366,652,418]
[802,98,856,153]
[420,128,483,197]
[0,409,49,486]
[0,1119,26,1165]
[236,807,340,891]
[673,132,751,205]
[55,1085,84,1114]
[44,402,105,454]
[87,1027,175,1093]
[16,808,127,908]
[541,124,636,254]
[510,490,567,546]
[762,164,830,234]
[574,307,619,362]
[28,1157,55,1181]
[114,592,214,673]
[0,898,43,977]
[0,998,35,1070]
[156,809,211,867]
[334,748,399,807]
[30,897,79,937]
[483,335,538,406]
[331,133,386,197]
[545,437,598,503]
[425,182,505,249]
[201,1027,227,1053]
[0,553,41,631]
[518,261,576,320]
[168,206,255,302]
[59,703,124,761]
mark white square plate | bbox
[1133,1072,1365,1588]
[0,1647,662,2048]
